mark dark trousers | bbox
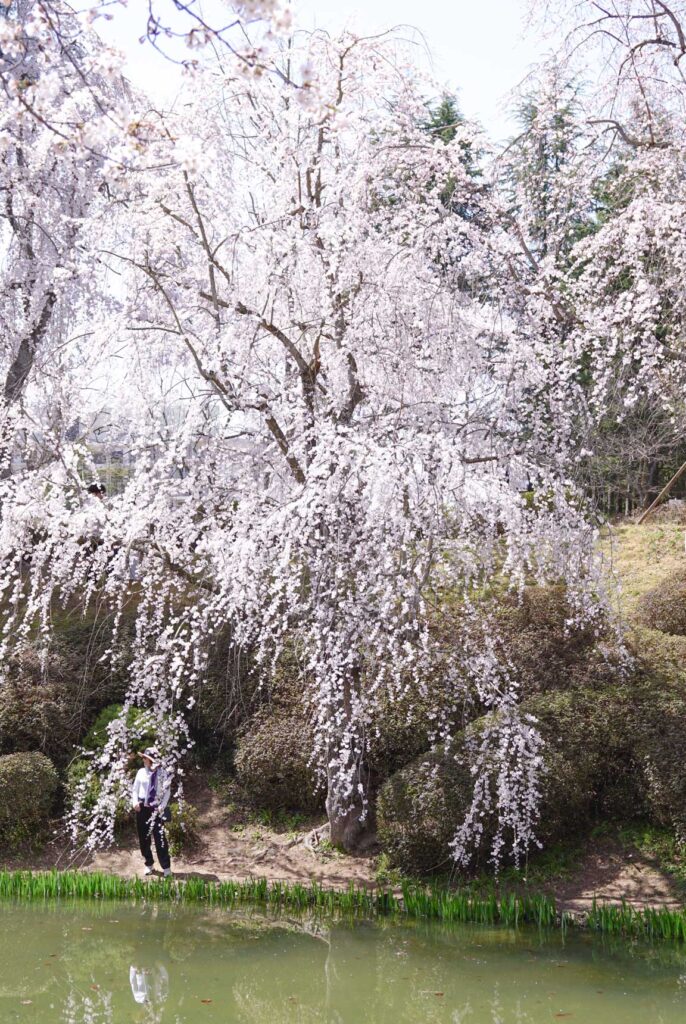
[136,807,171,870]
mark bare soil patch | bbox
[549,837,682,913]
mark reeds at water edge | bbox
[1,870,684,941]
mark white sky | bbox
[99,0,552,142]
[294,0,549,140]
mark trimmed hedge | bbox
[0,604,136,769]
[0,752,59,846]
[636,571,686,637]
[234,710,323,814]
[366,685,439,782]
[0,664,80,770]
[489,585,624,697]
[377,678,661,875]
[376,742,473,874]
[377,662,686,875]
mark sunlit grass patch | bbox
[605,521,684,619]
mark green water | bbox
[2,902,686,1023]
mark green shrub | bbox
[376,742,473,875]
[81,703,158,755]
[490,585,624,697]
[525,686,644,826]
[234,710,323,814]
[628,683,686,836]
[82,704,124,751]
[0,752,59,846]
[66,704,163,820]
[65,756,99,813]
[0,657,81,769]
[366,684,440,782]
[0,602,138,769]
[189,627,259,765]
[165,801,200,857]
[377,682,647,876]
[636,571,686,636]
[375,579,686,876]
[64,755,132,830]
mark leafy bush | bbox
[189,626,259,765]
[67,704,164,821]
[165,801,200,857]
[490,585,624,697]
[636,571,686,636]
[525,686,643,827]
[366,684,440,783]
[377,660,686,877]
[0,603,138,769]
[377,683,646,876]
[234,710,323,814]
[0,751,59,846]
[0,656,81,769]
[81,703,161,756]
[629,682,686,836]
[377,742,473,875]
[81,704,124,751]
[65,756,99,813]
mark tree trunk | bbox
[326,759,376,852]
[645,459,660,507]
[324,667,376,852]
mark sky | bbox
[293,0,549,140]
[98,0,552,142]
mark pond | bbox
[1,900,686,1023]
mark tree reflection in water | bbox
[2,903,686,1023]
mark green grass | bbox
[481,841,582,890]
[374,852,405,887]
[0,870,394,914]
[1,869,685,942]
[585,899,686,942]
[0,870,553,923]
[606,520,684,618]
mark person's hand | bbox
[134,803,141,812]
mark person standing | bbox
[131,747,172,877]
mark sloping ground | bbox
[607,515,685,619]
[552,839,682,913]
[548,512,686,912]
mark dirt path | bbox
[89,780,377,888]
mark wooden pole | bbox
[637,459,686,525]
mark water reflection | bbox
[129,963,169,1013]
[2,902,686,1024]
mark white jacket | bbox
[131,766,170,811]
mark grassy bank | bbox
[2,869,686,942]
